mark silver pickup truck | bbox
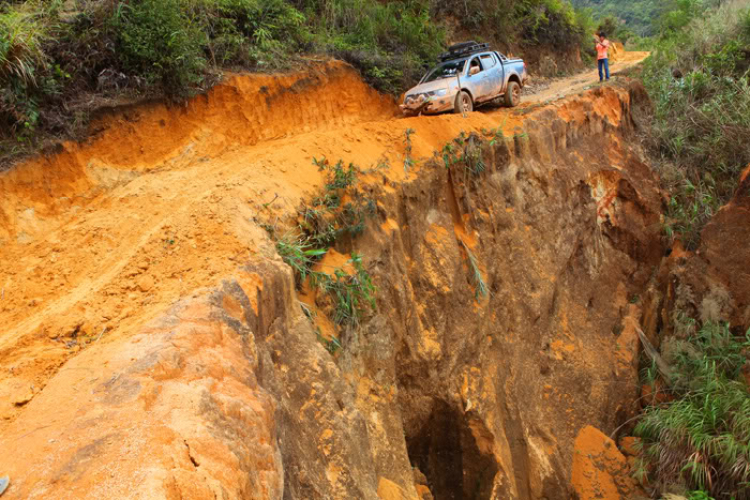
[401,42,528,116]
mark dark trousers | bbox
[598,58,610,81]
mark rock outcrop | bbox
[571,426,642,499]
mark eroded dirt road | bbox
[525,50,649,105]
[0,51,656,499]
[0,54,646,430]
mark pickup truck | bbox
[401,42,528,116]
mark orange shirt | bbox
[596,40,610,60]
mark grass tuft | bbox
[460,240,488,301]
[635,321,750,499]
[403,128,415,173]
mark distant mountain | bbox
[570,0,666,36]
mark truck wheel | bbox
[505,81,521,107]
[454,91,473,115]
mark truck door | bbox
[465,56,488,101]
[495,52,508,94]
[481,53,503,97]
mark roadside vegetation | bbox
[635,321,750,500]
[639,0,750,249]
[1,0,603,164]
[609,3,750,500]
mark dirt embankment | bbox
[0,61,665,499]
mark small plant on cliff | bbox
[316,328,342,354]
[463,134,486,176]
[276,233,328,287]
[320,253,377,327]
[303,157,376,246]
[482,126,505,147]
[460,240,488,301]
[437,131,486,176]
[403,128,416,173]
[634,322,750,499]
[271,156,378,347]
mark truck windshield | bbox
[422,60,466,83]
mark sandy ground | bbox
[0,53,649,429]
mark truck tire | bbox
[505,81,521,107]
[454,91,473,115]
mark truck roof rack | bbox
[438,41,490,62]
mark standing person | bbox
[596,32,611,82]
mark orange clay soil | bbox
[0,56,646,427]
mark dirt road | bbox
[0,53,648,430]
[525,50,649,105]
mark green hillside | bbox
[573,0,669,36]
[570,0,730,38]
[570,0,664,36]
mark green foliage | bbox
[306,0,446,93]
[434,0,585,54]
[305,157,376,246]
[270,156,378,348]
[319,253,377,326]
[570,0,678,38]
[460,241,488,301]
[114,0,207,92]
[438,131,487,176]
[403,128,415,173]
[0,1,58,136]
[641,1,750,249]
[0,3,48,86]
[276,232,328,287]
[635,322,750,499]
[688,490,715,500]
[190,0,306,67]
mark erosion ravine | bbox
[0,61,665,499]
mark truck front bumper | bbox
[401,94,454,115]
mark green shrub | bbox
[320,253,376,327]
[0,1,55,134]
[113,0,207,94]
[306,0,445,92]
[191,0,306,67]
[635,322,750,499]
